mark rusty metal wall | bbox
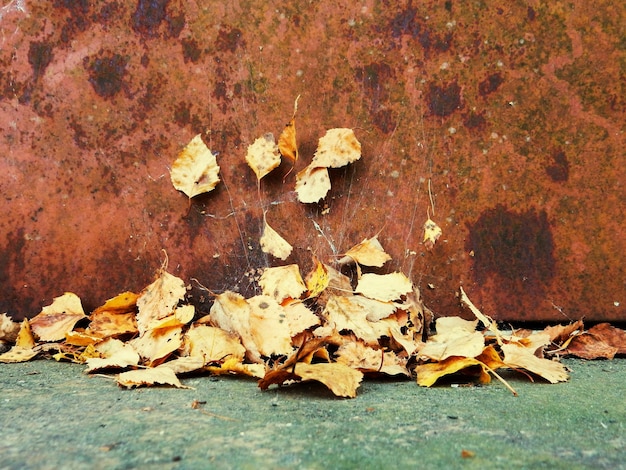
[1,0,624,322]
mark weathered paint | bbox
[0,0,623,322]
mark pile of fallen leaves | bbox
[1,98,625,397]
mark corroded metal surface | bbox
[1,1,623,321]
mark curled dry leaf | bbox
[260,218,293,260]
[336,341,409,377]
[338,236,392,267]
[501,342,568,383]
[130,326,183,366]
[30,292,86,342]
[246,133,281,180]
[85,338,140,372]
[277,95,300,164]
[170,134,220,198]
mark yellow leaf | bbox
[423,217,442,250]
[418,317,485,361]
[322,295,379,345]
[415,356,490,387]
[116,365,191,389]
[0,345,40,363]
[248,295,294,357]
[147,305,195,330]
[338,236,392,267]
[295,165,330,203]
[501,342,568,383]
[245,133,281,180]
[16,319,36,349]
[85,339,140,372]
[65,330,102,346]
[354,272,413,302]
[284,301,320,336]
[92,291,139,315]
[170,134,220,198]
[304,258,330,298]
[30,293,86,342]
[206,356,266,378]
[130,326,183,365]
[259,264,307,302]
[260,218,293,260]
[136,270,187,335]
[183,324,245,363]
[311,128,361,168]
[292,362,363,398]
[87,311,138,338]
[209,291,261,363]
[0,313,20,343]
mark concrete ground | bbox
[1,359,624,470]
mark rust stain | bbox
[0,0,623,323]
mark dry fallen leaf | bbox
[355,272,413,302]
[183,324,245,363]
[278,95,300,164]
[260,217,293,260]
[259,264,307,302]
[130,326,183,366]
[117,365,191,389]
[136,270,187,335]
[295,165,331,203]
[338,236,392,267]
[336,341,409,376]
[246,133,281,180]
[259,362,363,398]
[248,295,294,357]
[501,342,568,383]
[418,317,485,361]
[423,217,442,250]
[311,128,361,168]
[30,292,86,342]
[170,134,220,198]
[0,320,40,363]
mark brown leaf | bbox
[30,293,86,342]
[586,323,626,354]
[260,362,363,398]
[563,331,619,360]
[130,326,183,366]
[336,341,409,377]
